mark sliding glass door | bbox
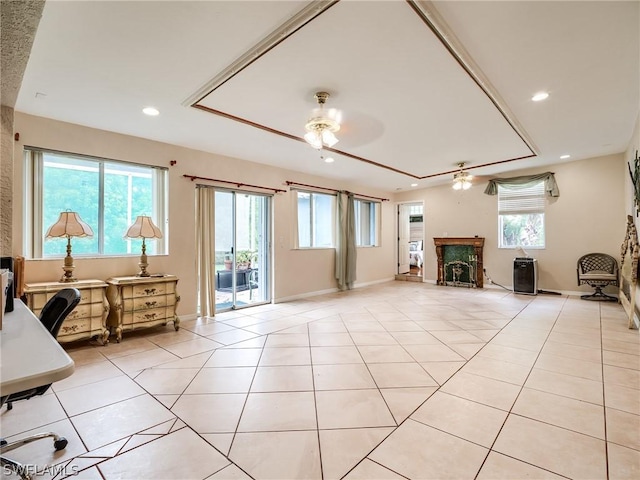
[214,190,271,311]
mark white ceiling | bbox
[16,0,640,193]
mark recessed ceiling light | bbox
[531,92,549,102]
[410,183,418,187]
[324,157,335,163]
[560,154,571,159]
[142,107,160,116]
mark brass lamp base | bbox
[60,272,78,283]
[60,247,78,283]
[136,245,151,277]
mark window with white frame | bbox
[498,180,545,248]
[24,148,168,258]
[296,190,335,248]
[354,199,380,247]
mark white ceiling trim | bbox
[183,0,338,108]
[189,0,538,180]
[411,0,539,165]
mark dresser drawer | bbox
[59,317,91,337]
[30,292,50,310]
[68,302,105,321]
[124,294,176,312]
[79,287,105,305]
[30,286,104,310]
[122,282,174,299]
[122,306,172,326]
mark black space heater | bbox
[513,257,538,295]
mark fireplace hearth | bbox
[434,237,485,288]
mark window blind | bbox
[498,181,545,215]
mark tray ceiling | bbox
[16,1,639,192]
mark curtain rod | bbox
[285,181,389,202]
[183,174,286,193]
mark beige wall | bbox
[12,112,629,313]
[1,106,14,257]
[394,154,626,293]
[13,113,395,316]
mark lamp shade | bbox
[125,216,163,239]
[45,211,94,238]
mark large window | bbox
[498,181,545,248]
[354,199,380,247]
[25,149,168,258]
[296,191,335,248]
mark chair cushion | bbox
[580,271,617,281]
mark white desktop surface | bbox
[0,301,75,396]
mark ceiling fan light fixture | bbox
[452,163,473,190]
[304,91,340,149]
[304,130,323,149]
[321,129,339,147]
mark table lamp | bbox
[45,211,94,282]
[125,216,163,277]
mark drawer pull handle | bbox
[144,313,158,320]
[144,288,157,295]
[62,325,79,333]
[145,301,157,308]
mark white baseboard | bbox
[354,277,396,288]
[275,287,340,303]
[275,277,396,303]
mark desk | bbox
[0,302,75,396]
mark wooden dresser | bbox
[105,275,180,342]
[23,279,109,344]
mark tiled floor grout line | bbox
[470,295,568,480]
[599,301,611,480]
[339,292,539,478]
[307,321,325,480]
[7,285,638,479]
[335,313,404,480]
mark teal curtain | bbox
[484,172,560,197]
[335,192,357,290]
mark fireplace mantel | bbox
[433,237,485,288]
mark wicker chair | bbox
[577,253,619,301]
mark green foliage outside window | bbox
[499,213,545,248]
[40,154,157,257]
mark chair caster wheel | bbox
[54,438,68,451]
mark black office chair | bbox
[1,288,81,480]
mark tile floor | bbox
[2,282,639,479]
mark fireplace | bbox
[433,237,485,288]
